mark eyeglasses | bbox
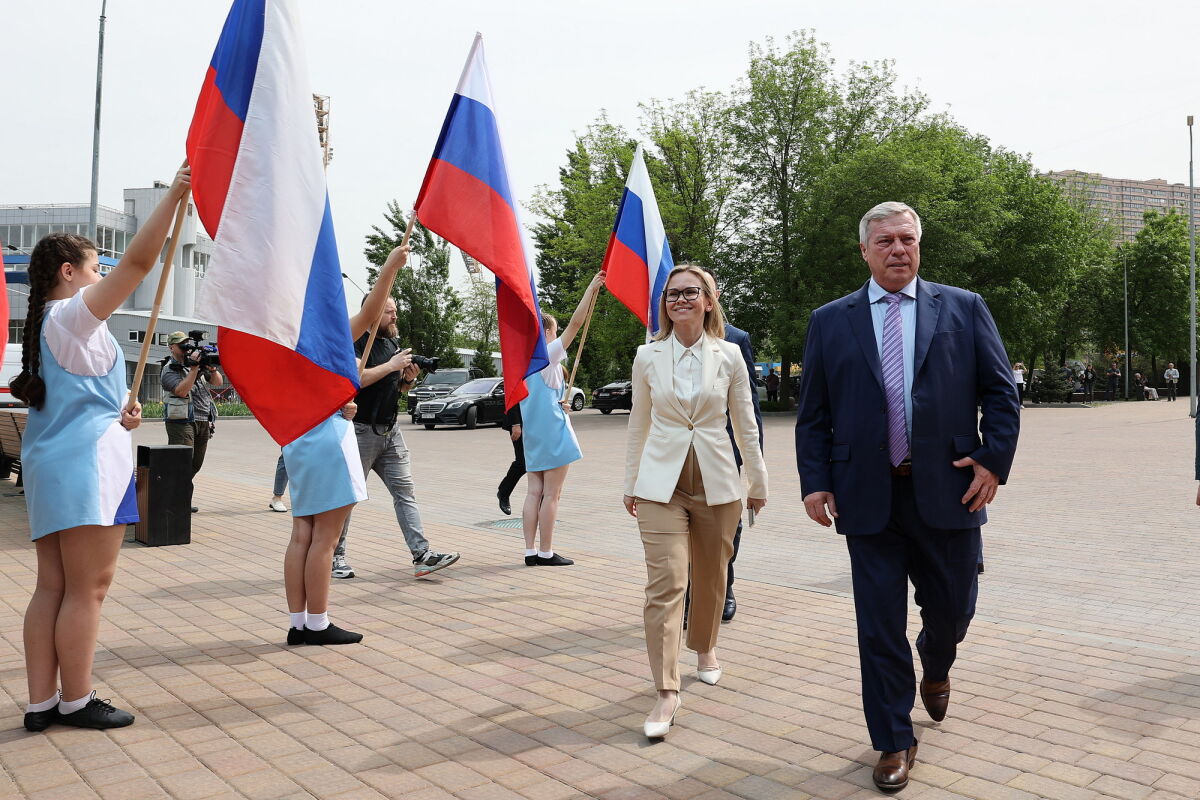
[664,286,704,303]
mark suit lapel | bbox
[697,335,721,416]
[913,277,941,381]
[847,283,883,392]
[652,340,690,419]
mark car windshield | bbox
[451,379,499,396]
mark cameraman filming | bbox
[161,330,224,513]
[333,296,460,580]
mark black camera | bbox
[411,354,439,373]
[178,330,221,370]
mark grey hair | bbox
[859,202,922,245]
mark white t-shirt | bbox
[43,287,118,377]
[1013,369,1025,385]
[540,338,568,390]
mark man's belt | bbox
[890,460,912,477]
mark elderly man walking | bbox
[795,202,1020,791]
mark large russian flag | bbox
[602,144,674,333]
[0,244,8,364]
[186,0,358,446]
[415,34,547,409]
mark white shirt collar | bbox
[671,332,704,362]
[868,276,918,303]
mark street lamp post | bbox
[1189,115,1197,417]
[1124,248,1130,400]
[88,0,107,244]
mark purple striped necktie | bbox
[881,293,909,467]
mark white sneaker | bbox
[269,499,288,512]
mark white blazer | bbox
[624,334,768,505]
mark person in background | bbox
[1164,362,1179,402]
[1012,362,1026,406]
[1081,363,1097,403]
[497,401,524,515]
[765,368,780,403]
[1107,362,1121,401]
[269,452,288,512]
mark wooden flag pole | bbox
[358,209,417,380]
[565,288,599,404]
[125,190,191,410]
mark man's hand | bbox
[623,494,638,518]
[186,350,203,368]
[381,243,411,274]
[953,457,999,512]
[341,402,357,421]
[510,423,522,442]
[121,402,142,431]
[803,491,838,527]
[1194,483,1200,506]
[400,363,420,384]
[388,348,413,373]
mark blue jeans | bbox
[335,422,429,559]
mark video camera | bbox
[172,330,221,371]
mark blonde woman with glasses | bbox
[623,265,767,738]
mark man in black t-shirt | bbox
[333,298,460,579]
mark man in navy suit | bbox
[795,202,1019,791]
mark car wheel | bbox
[424,423,436,430]
[600,408,612,415]
[572,394,584,411]
[465,406,478,429]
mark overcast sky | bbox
[7,0,1200,296]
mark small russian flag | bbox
[602,144,674,333]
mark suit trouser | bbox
[637,448,742,691]
[845,475,981,752]
[498,435,526,500]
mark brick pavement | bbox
[0,401,1197,799]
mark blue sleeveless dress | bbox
[519,340,582,472]
[22,307,138,540]
[282,412,367,517]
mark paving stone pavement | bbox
[0,400,1198,799]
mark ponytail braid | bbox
[10,233,97,410]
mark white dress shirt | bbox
[671,332,704,414]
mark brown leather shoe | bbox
[920,677,951,722]
[873,743,918,791]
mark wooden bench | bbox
[0,410,27,484]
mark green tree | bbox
[364,201,463,365]
[461,278,499,377]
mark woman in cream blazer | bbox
[623,265,767,738]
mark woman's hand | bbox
[748,497,766,514]
[623,495,638,517]
[587,270,605,296]
[341,402,357,420]
[120,402,142,431]
[170,164,191,198]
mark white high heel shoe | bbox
[697,665,723,685]
[643,695,682,739]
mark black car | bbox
[408,367,484,422]
[592,380,632,414]
[414,378,506,429]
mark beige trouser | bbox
[637,447,743,691]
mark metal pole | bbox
[1124,249,1130,400]
[1189,115,1197,417]
[88,0,107,245]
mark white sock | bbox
[58,692,92,715]
[525,548,537,557]
[538,550,553,559]
[289,611,306,629]
[26,695,58,713]
[306,611,329,631]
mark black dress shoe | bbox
[498,491,511,516]
[535,553,574,566]
[525,554,538,566]
[722,595,737,622]
[190,506,199,513]
[58,695,134,729]
[23,709,57,732]
[287,627,305,646]
[303,623,363,645]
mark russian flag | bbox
[415,34,547,409]
[0,244,7,364]
[186,0,358,446]
[602,144,674,333]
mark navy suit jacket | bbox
[795,278,1020,534]
[724,323,764,465]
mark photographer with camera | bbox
[161,330,224,513]
[332,296,460,580]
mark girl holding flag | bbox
[282,244,410,647]
[518,272,605,567]
[12,167,191,731]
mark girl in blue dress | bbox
[281,243,410,646]
[12,167,191,731]
[518,272,604,567]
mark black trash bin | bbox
[134,444,192,546]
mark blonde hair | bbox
[653,265,726,342]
